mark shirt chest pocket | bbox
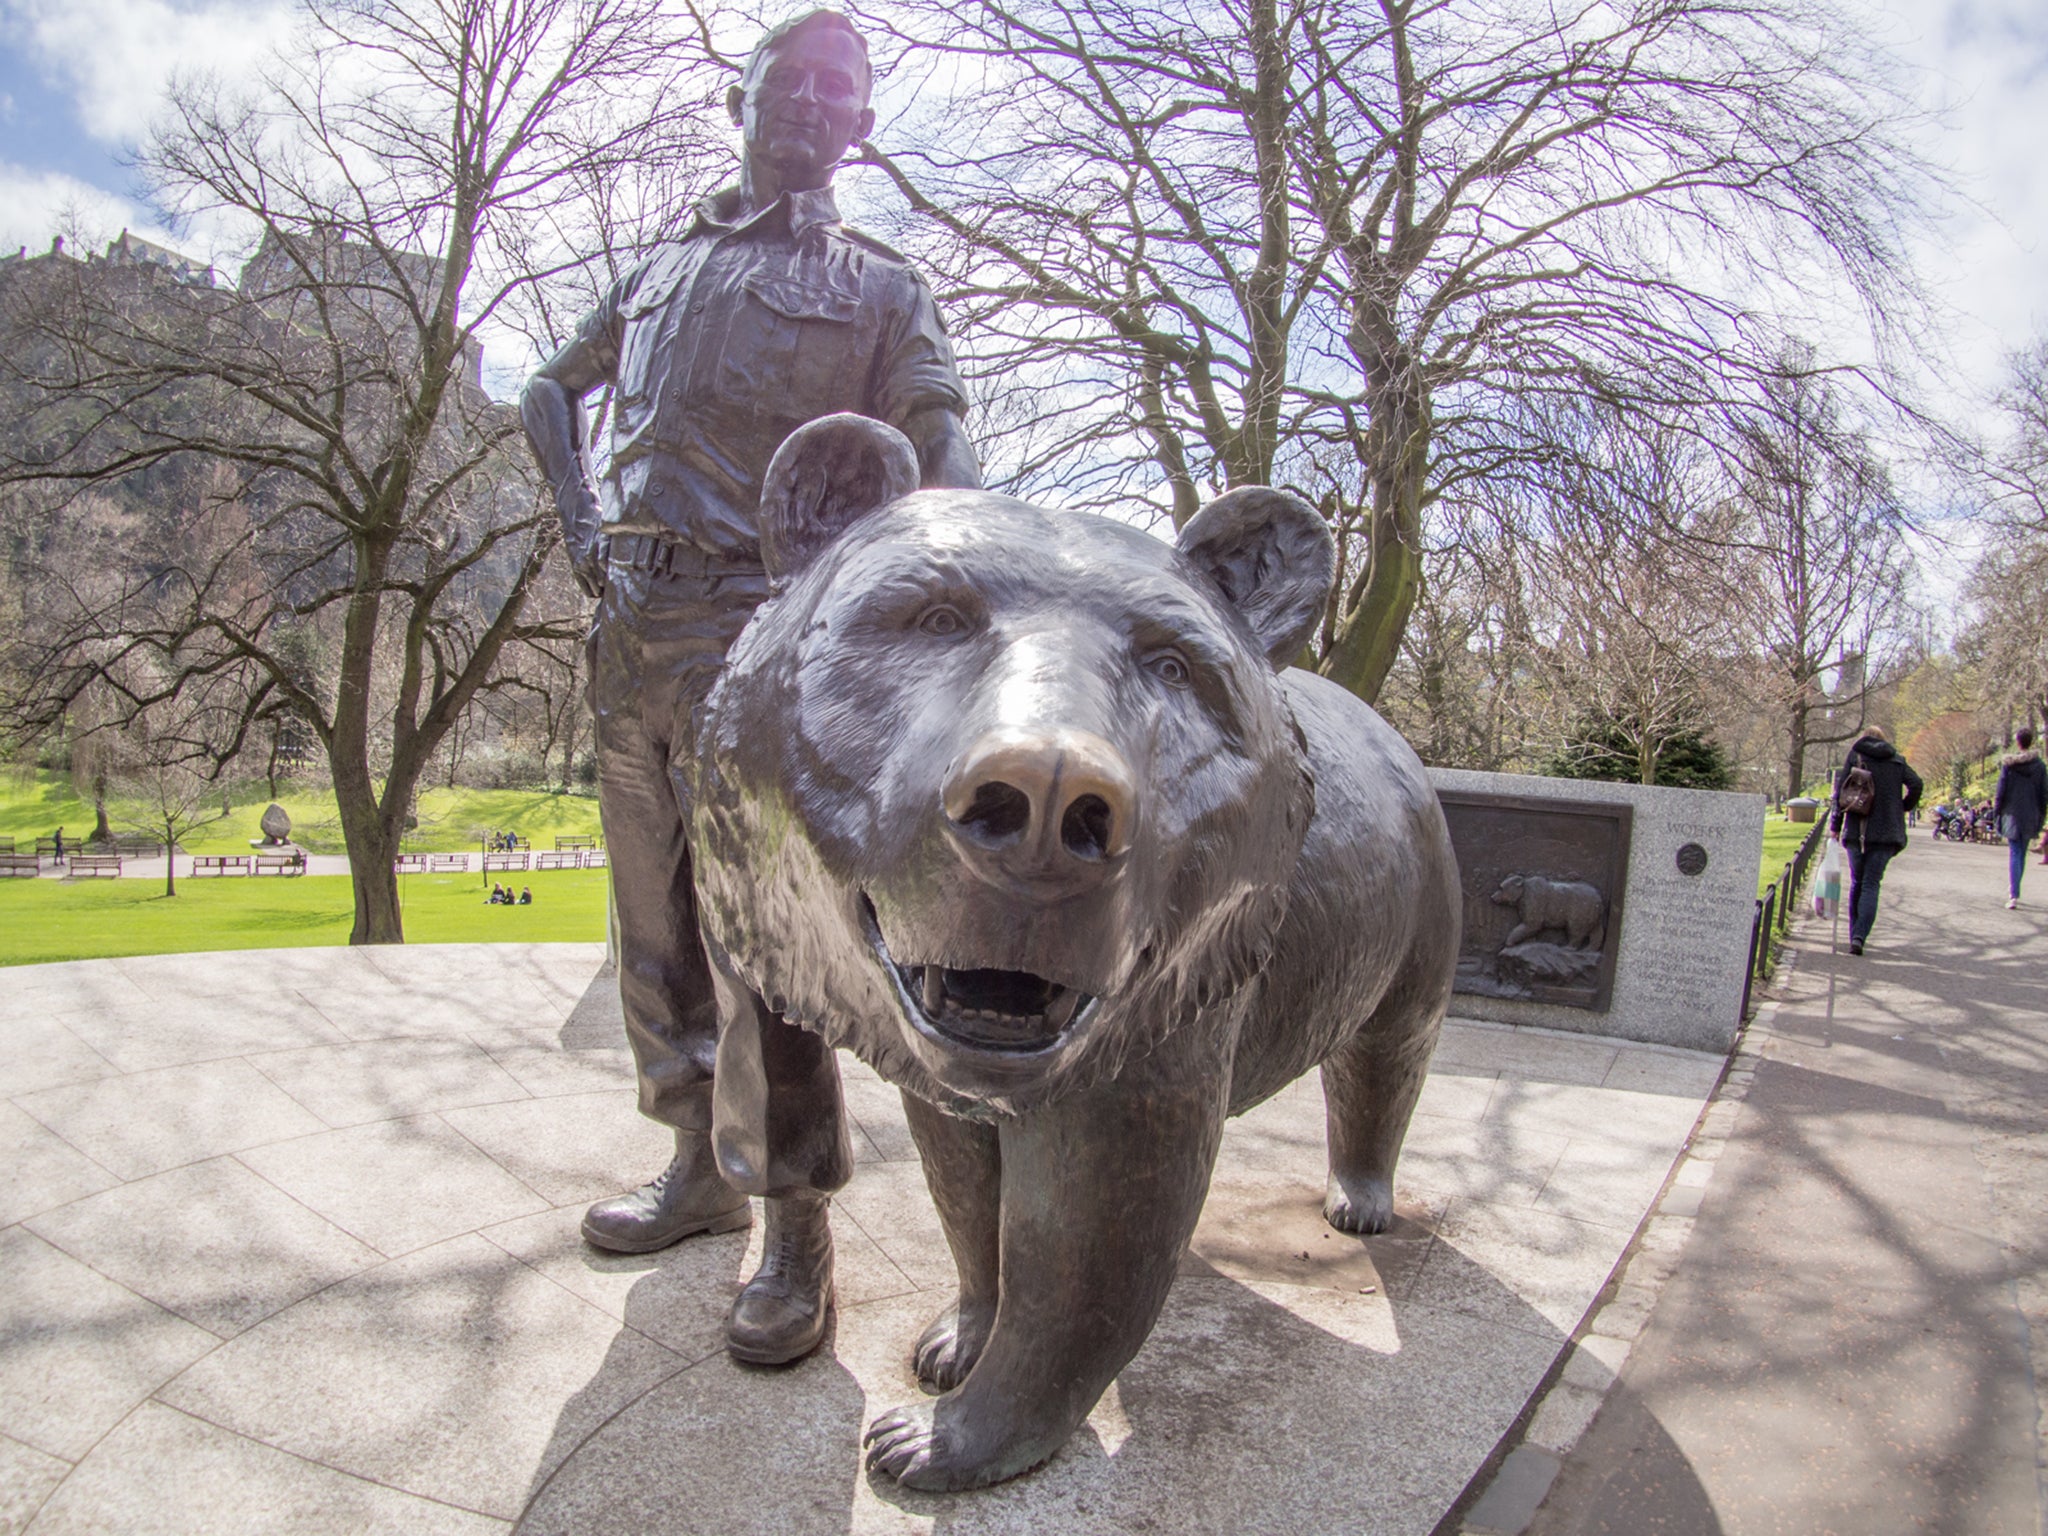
[718,272,868,421]
[612,256,694,457]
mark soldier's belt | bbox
[606,533,764,580]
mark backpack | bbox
[1838,752,1876,818]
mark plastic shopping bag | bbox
[1814,837,1842,918]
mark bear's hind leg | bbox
[1321,953,1451,1235]
[901,1091,999,1392]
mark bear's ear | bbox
[1176,487,1336,668]
[758,414,921,579]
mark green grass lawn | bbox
[0,868,607,967]
[1,764,1829,964]
[1758,814,1824,896]
[0,769,601,856]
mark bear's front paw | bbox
[863,1399,1057,1492]
[913,1297,993,1393]
[1323,1172,1394,1234]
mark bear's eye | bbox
[1143,647,1193,689]
[917,604,970,638]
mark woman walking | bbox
[1993,728,2048,908]
[1830,725,1924,956]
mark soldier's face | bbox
[730,29,875,189]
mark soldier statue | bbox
[519,9,978,1366]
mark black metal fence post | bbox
[1741,898,1764,1019]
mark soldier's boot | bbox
[726,1192,835,1366]
[581,1129,752,1255]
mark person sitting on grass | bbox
[518,886,533,905]
[487,882,505,905]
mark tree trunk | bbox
[92,771,111,846]
[163,816,176,897]
[1323,528,1421,705]
[1786,698,1809,802]
[334,759,404,944]
[344,821,405,944]
[1321,310,1431,706]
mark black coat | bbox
[1994,750,2048,846]
[1829,736,1922,850]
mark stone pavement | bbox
[1462,836,2048,1536]
[0,943,1723,1533]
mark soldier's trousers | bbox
[589,558,851,1198]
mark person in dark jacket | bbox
[1993,728,2048,908]
[1829,726,1923,955]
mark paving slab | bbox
[0,1432,70,1536]
[0,1104,118,1229]
[235,1114,551,1256]
[0,1228,217,1460]
[26,1157,385,1337]
[159,1234,687,1521]
[0,944,1719,1531]
[26,1402,509,1536]
[15,1057,329,1181]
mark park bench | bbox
[426,853,468,873]
[0,853,38,878]
[393,852,427,874]
[533,850,579,870]
[554,834,597,851]
[192,854,252,876]
[581,848,609,869]
[68,854,122,877]
[110,835,165,857]
[253,851,305,876]
[483,850,529,872]
[35,836,63,865]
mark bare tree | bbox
[116,756,232,898]
[1711,356,1913,798]
[1986,339,2048,531]
[1504,418,1740,784]
[849,0,1936,702]
[1958,339,2048,733]
[0,0,711,943]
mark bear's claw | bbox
[1323,1173,1394,1234]
[863,1399,1058,1491]
[864,1402,944,1483]
[913,1298,993,1392]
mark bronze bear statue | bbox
[689,415,1461,1491]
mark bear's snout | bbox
[942,726,1135,893]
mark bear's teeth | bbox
[921,966,944,1015]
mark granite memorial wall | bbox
[1429,769,1766,1053]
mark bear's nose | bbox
[942,727,1134,888]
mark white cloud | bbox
[1873,0,2048,396]
[3,0,294,146]
[0,160,178,258]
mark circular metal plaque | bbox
[1675,842,1709,877]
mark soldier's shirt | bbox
[571,184,967,560]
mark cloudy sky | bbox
[2,0,2042,418]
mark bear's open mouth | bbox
[896,962,1087,1050]
[860,896,1092,1053]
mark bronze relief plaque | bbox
[1438,791,1633,1013]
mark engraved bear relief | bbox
[1488,873,1608,992]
